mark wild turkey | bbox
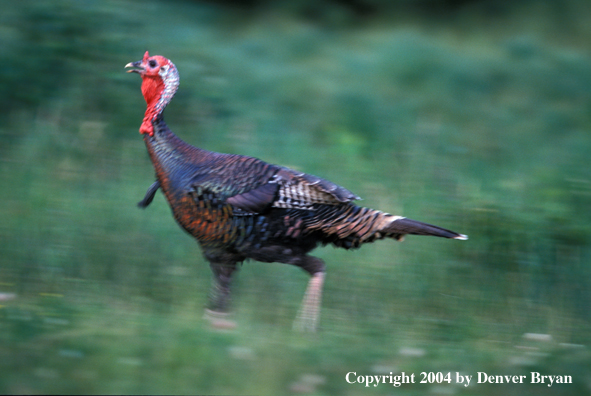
[126,51,467,331]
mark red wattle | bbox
[140,117,154,136]
[140,74,164,136]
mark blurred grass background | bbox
[1,0,591,394]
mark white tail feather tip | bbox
[454,234,468,240]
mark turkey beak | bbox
[125,60,144,74]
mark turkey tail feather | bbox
[309,205,467,247]
[383,216,468,240]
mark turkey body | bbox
[127,52,467,331]
[147,119,326,256]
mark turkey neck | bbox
[139,61,215,194]
[144,116,213,192]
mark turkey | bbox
[126,51,467,331]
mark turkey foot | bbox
[204,309,237,330]
[293,272,325,332]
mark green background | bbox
[1,0,590,394]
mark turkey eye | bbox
[149,60,157,68]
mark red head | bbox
[126,51,179,136]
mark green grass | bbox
[1,0,591,394]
